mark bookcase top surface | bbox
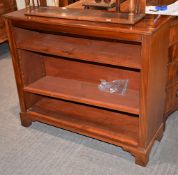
[4,7,172,36]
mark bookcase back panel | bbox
[44,56,141,91]
[18,50,46,86]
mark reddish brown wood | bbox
[24,76,139,114]
[82,0,116,9]
[25,7,144,25]
[147,0,178,118]
[13,27,142,69]
[4,7,176,166]
[20,112,32,127]
[140,23,169,147]
[43,56,140,90]
[164,18,178,119]
[135,153,149,167]
[28,97,139,146]
[17,50,46,85]
[39,0,47,6]
[25,0,146,24]
[0,0,16,43]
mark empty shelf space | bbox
[13,27,142,69]
[27,97,139,146]
[24,76,139,115]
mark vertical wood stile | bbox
[129,0,135,21]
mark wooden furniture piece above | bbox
[0,0,16,43]
[147,0,178,121]
[24,0,146,24]
[165,18,178,119]
[5,7,176,166]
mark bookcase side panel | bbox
[139,22,170,149]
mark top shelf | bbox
[14,27,142,69]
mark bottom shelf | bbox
[27,97,139,146]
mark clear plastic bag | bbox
[98,79,129,95]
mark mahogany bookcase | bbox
[4,8,178,166]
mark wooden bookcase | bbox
[4,9,173,166]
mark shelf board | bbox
[14,27,142,69]
[24,76,139,115]
[27,97,139,146]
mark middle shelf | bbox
[24,75,139,115]
[19,49,140,115]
